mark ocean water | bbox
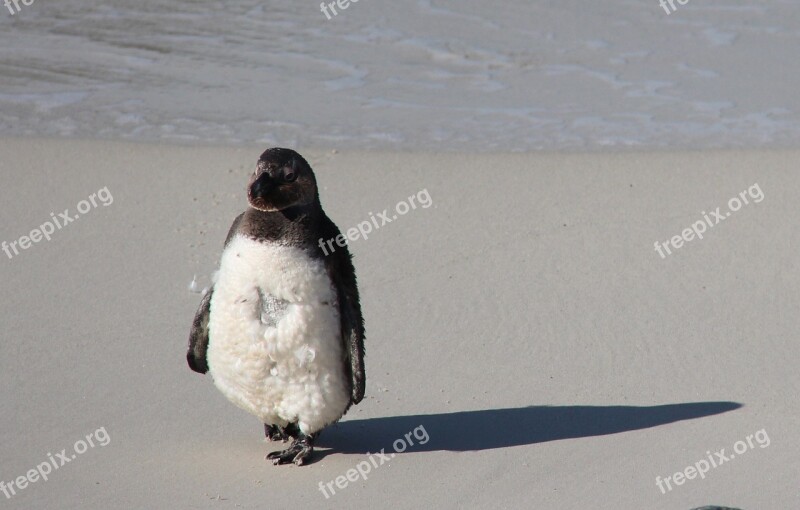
[0,0,798,151]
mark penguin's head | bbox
[248,148,318,212]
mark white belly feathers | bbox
[207,234,351,434]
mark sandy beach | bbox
[1,138,798,509]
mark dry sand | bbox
[0,138,797,509]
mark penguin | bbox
[187,148,365,466]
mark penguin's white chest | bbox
[207,235,350,433]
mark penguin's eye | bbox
[283,168,297,183]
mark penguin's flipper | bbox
[321,219,366,404]
[187,287,213,374]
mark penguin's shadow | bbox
[318,402,741,458]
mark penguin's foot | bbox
[266,433,316,466]
[264,423,300,442]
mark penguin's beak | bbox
[250,174,274,198]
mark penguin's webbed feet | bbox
[266,433,316,466]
